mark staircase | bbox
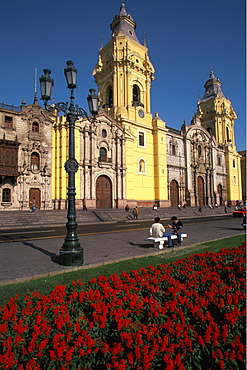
[0,206,228,229]
[0,209,100,229]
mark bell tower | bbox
[198,71,242,203]
[93,3,168,207]
[93,3,155,125]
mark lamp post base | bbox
[60,246,83,266]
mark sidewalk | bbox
[0,214,245,286]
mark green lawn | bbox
[0,234,245,307]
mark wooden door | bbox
[170,180,179,207]
[197,176,205,206]
[29,188,41,209]
[96,176,112,208]
[217,184,223,205]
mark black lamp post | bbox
[40,60,98,266]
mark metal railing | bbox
[0,103,22,112]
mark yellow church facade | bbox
[52,4,242,209]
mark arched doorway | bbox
[96,175,112,208]
[197,176,205,206]
[217,184,223,205]
[29,188,41,209]
[170,180,179,207]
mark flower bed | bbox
[0,244,246,370]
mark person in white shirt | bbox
[149,217,173,247]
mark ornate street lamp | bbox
[40,60,98,266]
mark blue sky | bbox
[0,0,245,151]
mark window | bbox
[4,116,13,129]
[107,86,113,108]
[217,156,221,166]
[198,145,202,157]
[32,122,39,132]
[31,152,40,171]
[102,129,107,138]
[226,127,231,142]
[138,131,145,147]
[2,188,11,202]
[133,84,140,102]
[233,159,236,168]
[138,158,146,174]
[99,147,107,162]
[172,144,176,156]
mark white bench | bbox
[148,234,187,249]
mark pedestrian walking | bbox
[30,198,36,212]
[132,206,138,219]
[83,199,87,211]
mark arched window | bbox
[132,85,140,106]
[32,122,39,132]
[31,152,40,171]
[133,84,140,102]
[198,145,202,157]
[138,158,146,173]
[2,188,11,202]
[217,155,221,166]
[99,147,107,162]
[172,144,176,156]
[233,159,236,168]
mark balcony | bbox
[132,101,144,108]
[28,131,43,141]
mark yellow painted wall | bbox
[225,152,242,201]
[153,117,168,202]
[52,116,81,201]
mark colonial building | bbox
[52,110,129,209]
[1,3,242,211]
[51,3,242,209]
[166,113,227,207]
[0,99,53,210]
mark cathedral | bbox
[0,3,242,210]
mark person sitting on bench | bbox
[149,217,173,247]
[167,216,184,246]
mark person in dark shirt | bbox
[167,216,183,245]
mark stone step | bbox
[0,206,230,229]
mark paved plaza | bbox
[0,214,245,286]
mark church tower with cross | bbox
[93,3,168,206]
[49,3,241,210]
[197,71,242,202]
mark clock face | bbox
[138,109,145,118]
